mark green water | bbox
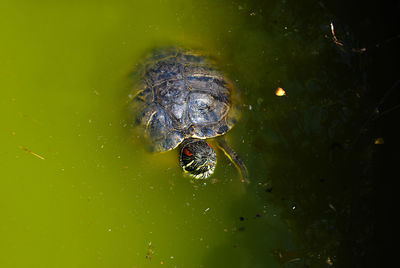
[1,0,376,267]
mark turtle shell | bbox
[132,48,239,152]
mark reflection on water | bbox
[1,0,383,267]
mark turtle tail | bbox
[216,137,250,184]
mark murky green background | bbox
[1,0,380,267]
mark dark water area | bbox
[241,0,400,267]
[206,0,400,267]
[323,1,400,267]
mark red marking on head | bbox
[183,148,193,156]
[207,142,212,148]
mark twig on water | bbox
[328,22,367,53]
[330,22,344,47]
[19,146,45,160]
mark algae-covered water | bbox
[1,0,389,267]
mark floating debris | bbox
[352,47,367,53]
[275,87,286,96]
[326,256,333,266]
[19,146,45,160]
[374,137,384,144]
[146,243,153,260]
[272,249,302,264]
[330,22,344,47]
[329,204,337,212]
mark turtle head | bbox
[179,139,217,179]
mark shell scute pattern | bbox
[154,79,188,106]
[145,57,183,86]
[133,48,237,152]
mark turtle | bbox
[130,47,248,183]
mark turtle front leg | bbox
[216,137,249,184]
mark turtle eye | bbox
[183,148,193,156]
